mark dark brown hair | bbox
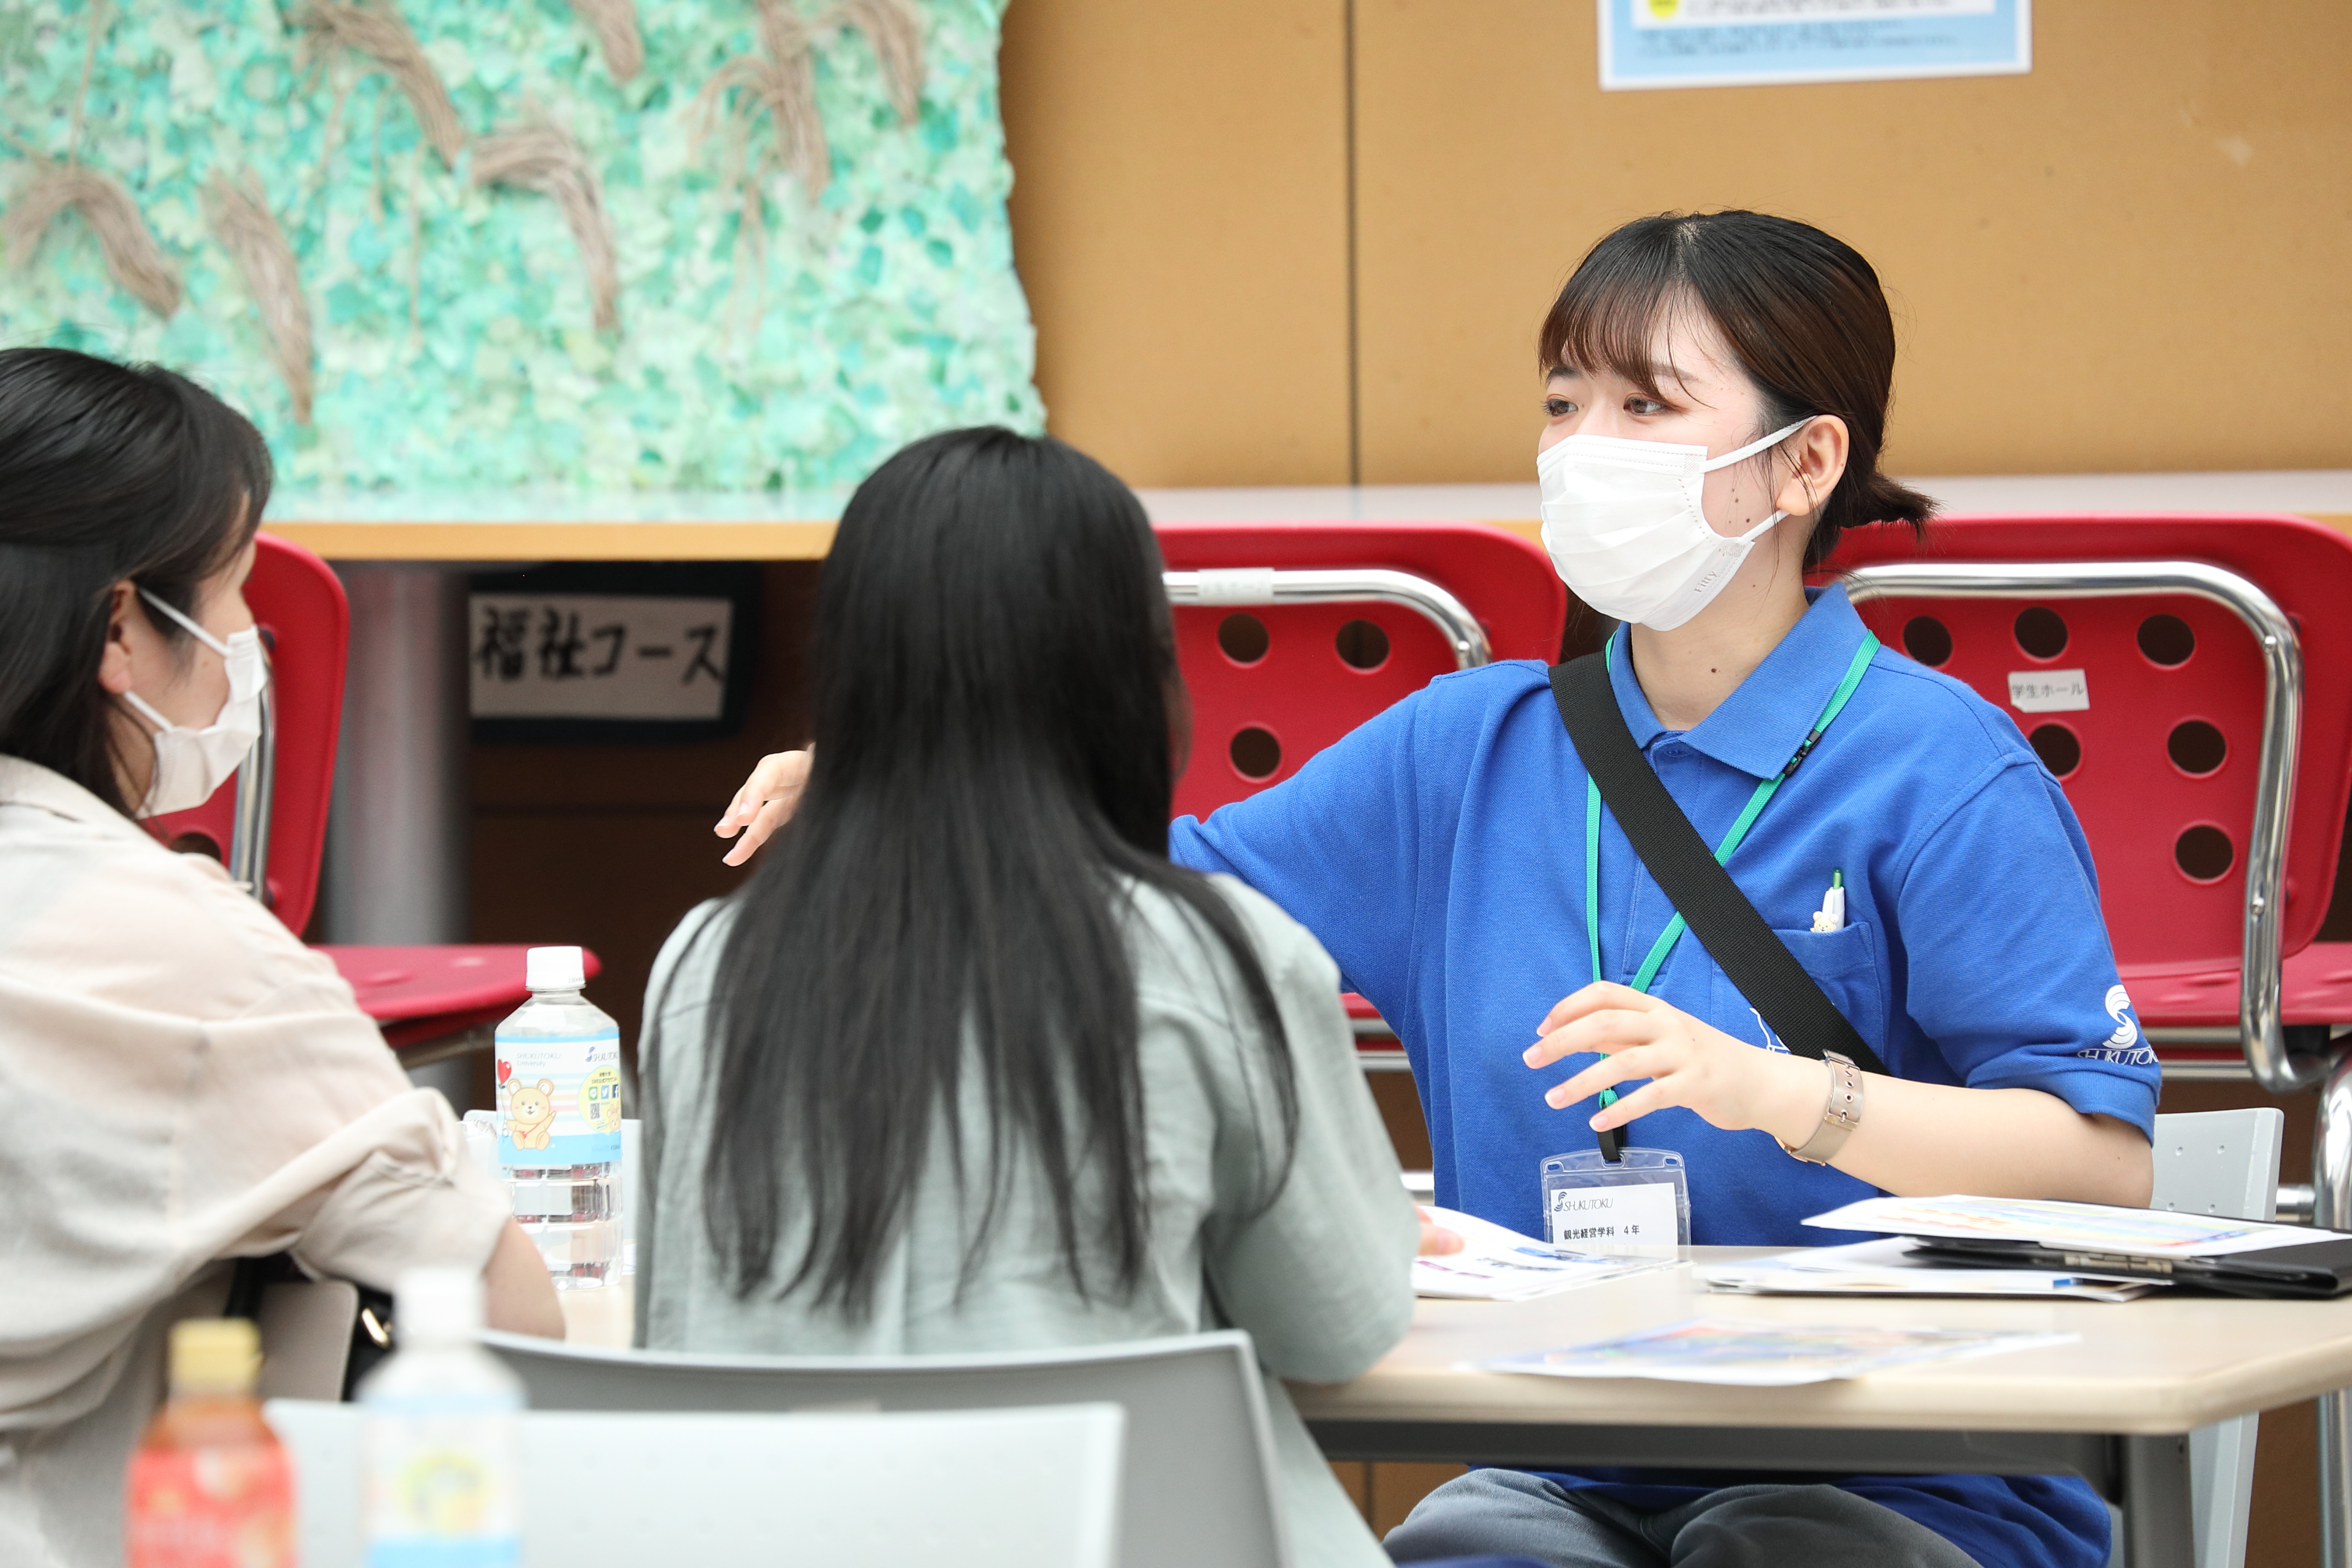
[0,349,271,815]
[1539,210,1934,567]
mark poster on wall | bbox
[1598,0,2030,92]
[0,0,1043,497]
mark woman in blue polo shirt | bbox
[712,211,2159,1568]
[1169,211,2159,1568]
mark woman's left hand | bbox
[1523,982,1821,1143]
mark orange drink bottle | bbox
[124,1317,294,1568]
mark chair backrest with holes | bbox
[142,532,347,937]
[1819,514,2352,987]
[1156,522,1564,822]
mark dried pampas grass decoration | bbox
[1,0,182,320]
[833,0,922,126]
[204,171,315,424]
[3,160,182,318]
[694,0,924,204]
[695,2,825,197]
[472,119,621,332]
[566,0,644,84]
[294,1,466,167]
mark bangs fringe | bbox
[1538,242,1696,402]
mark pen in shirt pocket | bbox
[1810,870,1846,933]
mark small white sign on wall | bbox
[2008,669,2089,713]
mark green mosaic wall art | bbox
[0,0,1043,496]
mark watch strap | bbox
[1781,1050,1864,1165]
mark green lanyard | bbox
[1584,634,1880,993]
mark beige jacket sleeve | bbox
[0,761,510,1433]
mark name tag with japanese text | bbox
[1541,1148,1690,1259]
[2007,669,2089,712]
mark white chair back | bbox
[2151,1108,2282,1224]
[266,1398,1123,1568]
[481,1327,1290,1568]
[2149,1107,2286,1568]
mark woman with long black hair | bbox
[634,427,1431,1568]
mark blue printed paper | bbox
[1599,0,2031,92]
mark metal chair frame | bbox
[1843,560,2313,1093]
[1846,559,2352,1566]
[226,676,276,902]
[1163,562,1490,1078]
[1162,567,1494,670]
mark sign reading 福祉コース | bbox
[1598,0,2030,91]
[470,594,734,721]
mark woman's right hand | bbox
[714,747,812,866]
[1416,1208,1464,1257]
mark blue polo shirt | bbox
[1170,584,2158,1568]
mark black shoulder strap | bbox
[1549,652,1888,1077]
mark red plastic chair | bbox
[1155,522,1567,1063]
[1155,522,1565,821]
[153,532,598,1057]
[146,532,348,936]
[1820,514,2352,1091]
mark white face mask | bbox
[1537,419,1810,631]
[120,588,267,818]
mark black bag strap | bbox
[1549,652,1888,1078]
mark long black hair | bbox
[1540,211,1935,567]
[699,427,1298,1315]
[0,349,272,815]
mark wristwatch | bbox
[1780,1051,1865,1165]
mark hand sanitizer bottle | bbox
[492,947,623,1328]
[360,1268,523,1567]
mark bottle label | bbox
[492,1026,622,1169]
[126,1446,294,1568]
[365,1413,520,1568]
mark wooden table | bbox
[1293,1247,2352,1568]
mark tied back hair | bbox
[700,427,1299,1315]
[1540,210,1936,567]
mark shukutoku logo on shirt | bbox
[2076,984,2156,1065]
[2102,985,2138,1048]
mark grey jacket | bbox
[635,872,1419,1567]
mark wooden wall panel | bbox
[1352,0,2352,484]
[467,561,822,1064]
[1000,0,1353,486]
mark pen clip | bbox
[1596,1088,1624,1164]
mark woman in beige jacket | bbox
[0,349,560,1568]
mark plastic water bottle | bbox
[125,1318,294,1568]
[360,1268,522,1567]
[492,946,623,1303]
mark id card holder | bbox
[1540,1149,1690,1258]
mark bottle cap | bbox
[168,1317,260,1396]
[524,946,585,992]
[394,1267,485,1345]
